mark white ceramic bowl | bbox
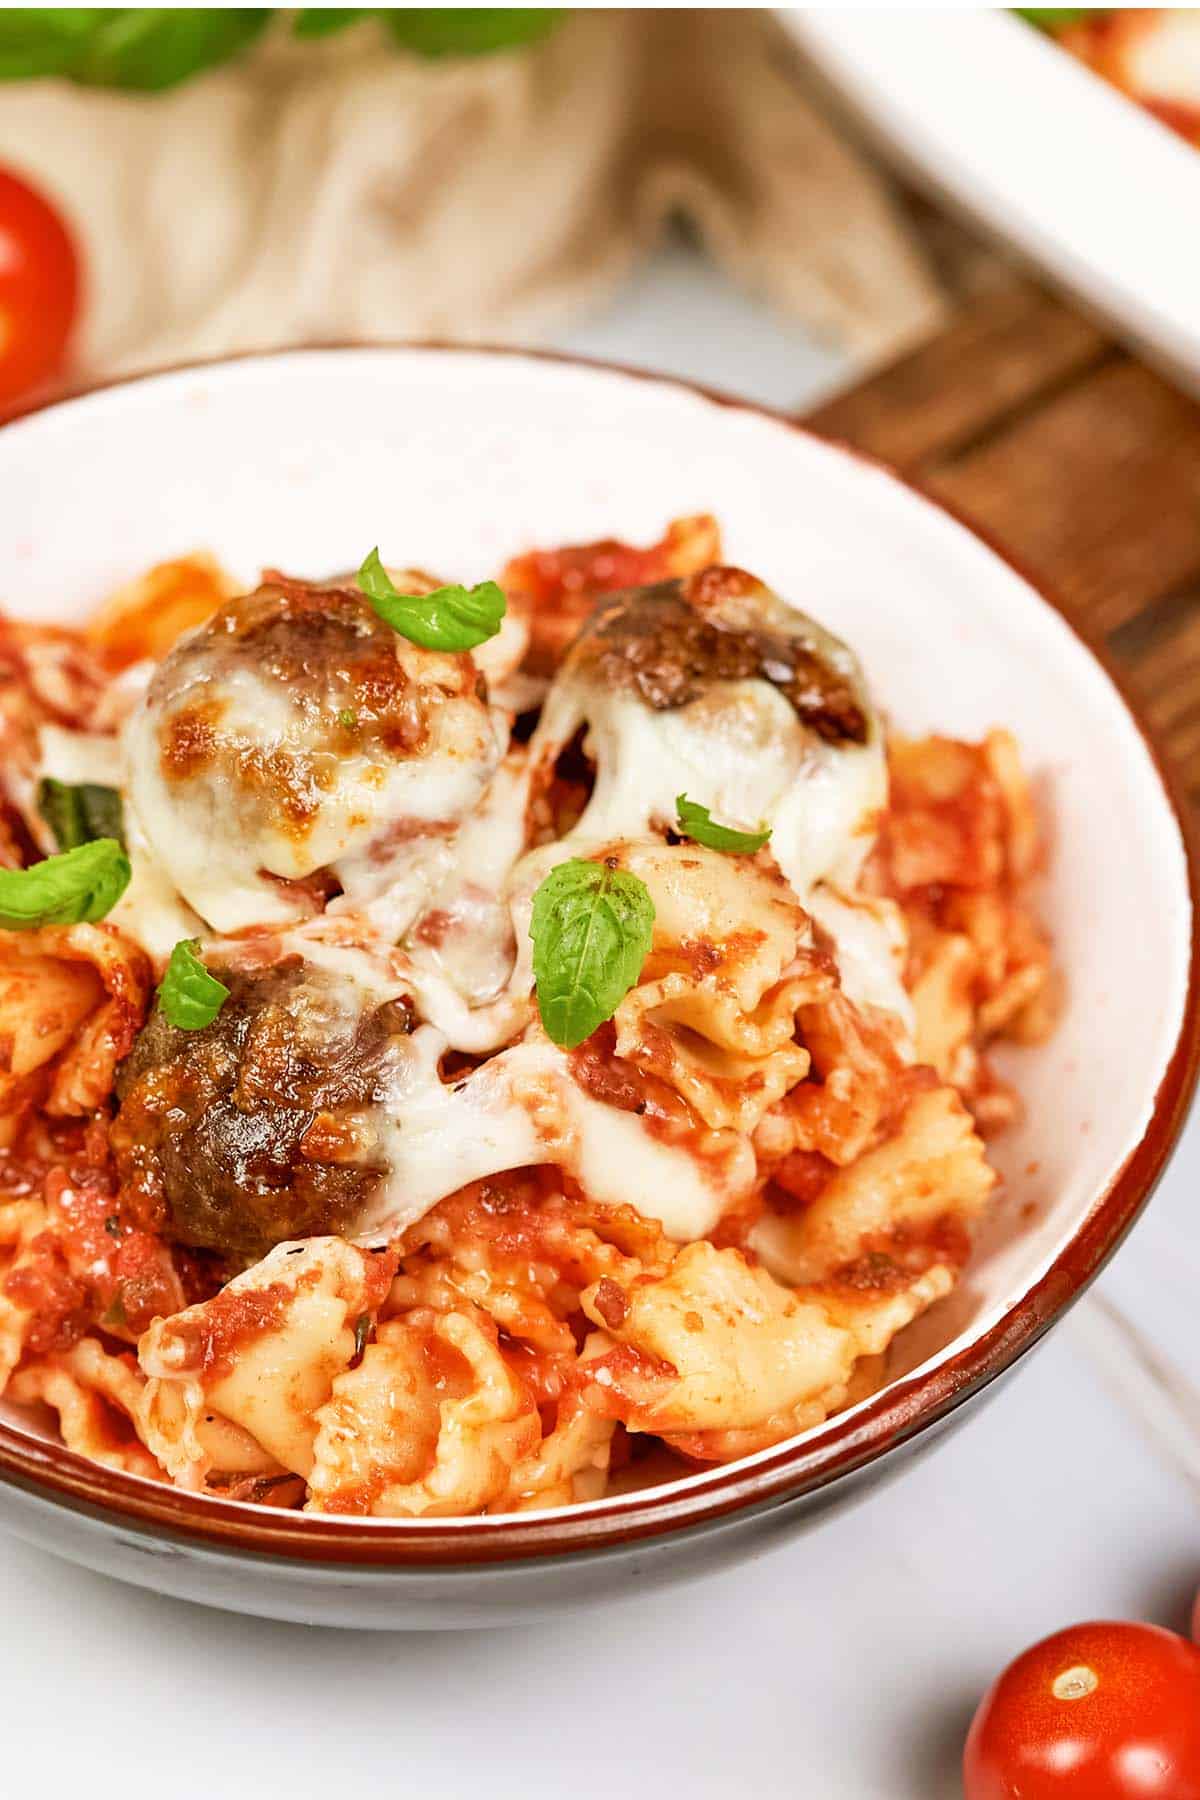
[0,348,1194,1628]
[786,10,1200,393]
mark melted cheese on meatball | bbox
[527,569,906,1032]
[111,939,752,1258]
[36,724,201,960]
[124,578,505,934]
[97,555,916,1265]
[358,1026,754,1244]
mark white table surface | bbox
[5,249,1199,1800]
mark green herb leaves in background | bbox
[377,9,562,58]
[158,938,229,1031]
[296,8,562,56]
[0,10,271,90]
[292,8,372,36]
[674,794,771,855]
[0,9,101,79]
[358,548,506,652]
[37,778,125,853]
[0,838,130,929]
[530,857,655,1049]
[0,9,563,91]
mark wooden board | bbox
[804,275,1200,805]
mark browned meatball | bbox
[124,575,503,934]
[112,959,412,1265]
[581,568,869,744]
[527,563,885,902]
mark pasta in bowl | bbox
[0,347,1192,1627]
[0,515,1055,1513]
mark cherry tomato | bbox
[963,1620,1200,1798]
[0,166,81,411]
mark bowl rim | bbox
[1,340,1197,1568]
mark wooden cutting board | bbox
[803,276,1200,808]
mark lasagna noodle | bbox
[9,1336,160,1480]
[308,1307,541,1517]
[0,1198,46,1389]
[138,1238,394,1485]
[608,840,827,1132]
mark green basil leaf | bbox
[3,8,274,91]
[293,8,370,39]
[0,9,105,80]
[0,838,130,930]
[82,8,271,91]
[0,7,558,87]
[530,857,655,1049]
[158,938,230,1031]
[674,794,770,855]
[383,8,563,58]
[357,548,506,652]
[37,777,125,853]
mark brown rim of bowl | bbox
[0,341,1197,1567]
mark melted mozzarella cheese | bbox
[276,923,413,1011]
[124,687,506,936]
[356,1028,754,1243]
[37,724,122,790]
[36,726,200,963]
[114,816,206,964]
[529,605,895,1024]
[539,677,793,842]
[806,884,915,1048]
[530,565,888,908]
[394,756,536,1053]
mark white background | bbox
[4,251,1199,1800]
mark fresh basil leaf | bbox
[675,794,770,855]
[293,8,370,38]
[0,838,130,930]
[383,8,563,58]
[37,777,125,853]
[530,857,655,1049]
[357,548,506,652]
[352,1312,373,1360]
[0,7,557,88]
[0,9,105,80]
[158,938,230,1031]
[0,8,272,91]
[80,8,271,91]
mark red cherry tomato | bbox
[963,1621,1200,1798]
[0,166,81,411]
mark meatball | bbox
[112,959,412,1264]
[581,568,869,743]
[529,566,885,899]
[123,576,505,933]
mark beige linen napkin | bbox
[0,10,946,381]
